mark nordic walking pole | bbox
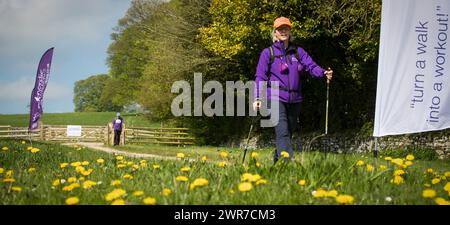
[325,78,330,135]
[242,115,256,164]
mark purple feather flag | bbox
[29,47,54,131]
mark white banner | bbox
[374,0,450,137]
[67,125,82,137]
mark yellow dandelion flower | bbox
[251,152,259,158]
[356,160,364,166]
[3,178,15,183]
[390,175,404,185]
[241,173,253,182]
[21,141,26,144]
[422,189,436,198]
[180,167,191,172]
[11,186,22,192]
[140,163,147,168]
[312,189,328,198]
[126,161,133,166]
[427,168,434,173]
[153,164,161,169]
[298,179,306,186]
[444,171,450,177]
[52,179,60,187]
[2,146,8,151]
[96,158,104,164]
[406,154,414,161]
[256,162,261,167]
[27,146,33,151]
[82,180,97,189]
[62,183,80,191]
[70,162,81,167]
[256,179,267,185]
[220,151,228,158]
[394,170,405,176]
[79,177,85,181]
[176,153,185,158]
[431,178,441,185]
[176,176,188,182]
[65,197,79,205]
[111,199,125,205]
[218,161,227,167]
[111,180,121,186]
[0,168,3,174]
[117,164,126,169]
[5,170,13,178]
[379,165,387,171]
[405,161,413,166]
[161,188,172,196]
[27,168,36,173]
[238,182,253,192]
[116,156,124,161]
[366,164,374,172]
[434,197,450,205]
[443,182,450,192]
[81,161,89,166]
[140,160,147,164]
[326,190,338,198]
[391,158,404,167]
[189,178,208,190]
[143,197,156,205]
[384,156,392,161]
[280,151,290,158]
[81,169,93,176]
[105,189,126,201]
[133,191,144,197]
[123,174,133,180]
[336,195,354,204]
[201,156,207,161]
[67,177,77,183]
[30,148,40,153]
[60,163,69,168]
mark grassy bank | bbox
[0,112,159,127]
[1,139,449,205]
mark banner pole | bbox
[374,137,378,158]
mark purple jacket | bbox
[255,41,325,103]
[113,116,123,131]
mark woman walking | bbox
[253,17,333,162]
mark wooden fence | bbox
[0,123,195,146]
[125,126,195,145]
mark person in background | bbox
[253,17,333,163]
[113,112,124,146]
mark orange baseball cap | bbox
[273,17,292,29]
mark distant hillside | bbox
[0,112,159,127]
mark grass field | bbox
[0,112,160,127]
[1,139,449,205]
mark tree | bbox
[73,74,121,112]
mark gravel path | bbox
[62,142,196,162]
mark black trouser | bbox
[273,100,301,162]
[114,130,121,145]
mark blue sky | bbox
[0,0,132,114]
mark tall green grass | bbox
[0,139,449,205]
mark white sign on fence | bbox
[67,125,82,137]
[374,0,450,137]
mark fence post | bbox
[120,123,125,145]
[39,121,44,141]
[105,123,109,145]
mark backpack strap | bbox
[267,46,275,82]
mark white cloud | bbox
[0,77,72,101]
[0,0,130,56]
